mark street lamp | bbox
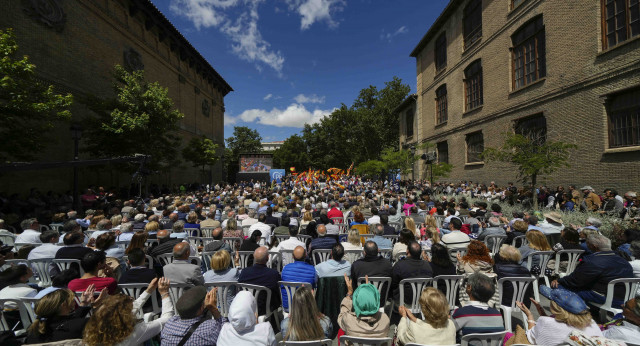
[410,145,416,181]
[70,123,83,211]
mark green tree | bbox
[182,136,220,179]
[482,132,577,209]
[380,147,418,176]
[225,126,262,181]
[273,134,309,172]
[0,28,73,161]
[84,65,184,170]
[355,160,386,179]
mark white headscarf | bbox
[217,291,277,346]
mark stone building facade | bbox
[1,0,231,194]
[407,0,640,192]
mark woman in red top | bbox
[67,250,118,294]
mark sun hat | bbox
[540,285,588,314]
[544,211,564,224]
[352,283,380,317]
[580,186,594,191]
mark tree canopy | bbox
[0,28,73,162]
[272,134,309,172]
[182,136,220,171]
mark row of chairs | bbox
[274,331,507,345]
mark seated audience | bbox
[396,287,456,345]
[56,229,93,262]
[338,275,390,338]
[95,232,123,260]
[518,230,552,269]
[351,241,392,291]
[281,246,317,311]
[0,264,37,329]
[238,246,281,316]
[493,244,532,307]
[163,242,204,286]
[204,250,240,307]
[391,241,432,304]
[315,243,351,278]
[457,240,494,275]
[281,286,333,341]
[273,226,305,264]
[67,251,117,294]
[83,278,173,345]
[442,218,471,256]
[452,272,504,342]
[429,243,457,277]
[148,229,181,261]
[392,229,415,262]
[203,227,233,255]
[371,224,392,250]
[309,224,337,256]
[217,290,277,345]
[119,248,156,284]
[341,229,363,263]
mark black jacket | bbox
[238,264,281,315]
[119,267,157,284]
[493,254,533,306]
[24,306,91,344]
[558,251,633,299]
[351,255,392,291]
[391,257,433,303]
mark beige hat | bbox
[545,211,563,224]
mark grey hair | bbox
[586,217,602,228]
[586,233,612,251]
[467,272,496,303]
[488,217,500,227]
[375,224,384,236]
[120,222,133,233]
[67,211,78,219]
[134,214,145,222]
[173,220,185,233]
[21,218,38,231]
[96,219,111,230]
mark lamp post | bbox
[410,145,416,181]
[70,124,83,212]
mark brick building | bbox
[405,0,640,192]
[1,0,231,194]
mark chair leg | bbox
[532,278,540,302]
[544,276,550,287]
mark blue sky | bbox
[152,0,449,142]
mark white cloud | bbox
[381,25,408,42]
[293,93,325,104]
[285,0,346,30]
[224,113,238,125]
[237,103,335,127]
[263,93,273,100]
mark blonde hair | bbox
[551,301,592,329]
[187,211,198,223]
[526,230,551,251]
[419,287,450,328]
[427,226,440,243]
[405,217,416,232]
[285,287,324,341]
[144,221,159,232]
[29,289,75,336]
[83,294,135,345]
[303,211,313,222]
[110,215,123,227]
[513,220,529,233]
[211,250,231,270]
[498,244,521,262]
[424,215,438,228]
[347,229,361,246]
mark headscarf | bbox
[352,283,380,317]
[217,291,277,346]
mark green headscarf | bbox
[353,283,380,317]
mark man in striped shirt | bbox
[452,272,504,344]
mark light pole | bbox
[410,145,416,181]
[70,124,83,212]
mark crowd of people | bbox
[0,178,639,345]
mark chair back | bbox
[600,278,640,313]
[167,283,194,310]
[0,234,16,246]
[433,215,445,228]
[275,234,291,243]
[157,253,174,266]
[497,277,535,308]
[335,223,348,234]
[268,250,283,272]
[223,237,242,250]
[524,251,554,278]
[484,235,507,255]
[201,251,216,271]
[554,249,584,277]
[14,243,42,251]
[115,241,129,251]
[312,249,332,265]
[447,247,467,264]
[204,281,237,317]
[122,255,154,269]
[201,227,215,237]
[343,249,363,263]
[145,239,159,247]
[0,298,33,333]
[120,283,161,320]
[40,225,51,232]
[398,278,434,314]
[433,275,464,308]
[383,235,399,245]
[187,237,206,251]
[52,259,84,276]
[237,251,255,269]
[279,281,312,312]
[296,234,312,243]
[388,222,402,232]
[512,235,528,248]
[378,248,392,261]
[237,283,273,316]
[460,331,507,346]
[185,228,201,237]
[339,336,392,346]
[281,339,332,346]
[30,258,55,287]
[357,276,391,306]
[281,249,295,267]
[241,225,252,237]
[20,297,39,327]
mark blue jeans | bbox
[558,285,624,309]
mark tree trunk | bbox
[532,173,538,210]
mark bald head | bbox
[173,242,190,259]
[157,229,169,239]
[212,227,223,240]
[293,246,306,261]
[317,224,327,237]
[254,246,269,264]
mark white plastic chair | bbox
[119,283,161,322]
[201,227,215,237]
[268,250,283,272]
[497,277,535,332]
[398,278,434,316]
[554,249,584,278]
[460,331,507,346]
[312,249,332,265]
[279,281,312,313]
[0,298,33,335]
[357,276,391,314]
[30,258,55,287]
[167,283,194,311]
[523,250,554,301]
[590,278,640,321]
[511,235,528,248]
[237,251,255,269]
[52,259,84,276]
[14,243,42,251]
[448,248,467,264]
[122,255,154,269]
[0,234,16,246]
[223,236,242,250]
[237,283,280,329]
[484,235,507,256]
[280,339,332,346]
[340,336,392,346]
[433,275,464,310]
[204,281,238,317]
[201,251,216,271]
[184,228,201,237]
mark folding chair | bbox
[237,283,280,329]
[433,275,464,310]
[204,281,238,317]
[590,278,640,321]
[523,250,554,301]
[497,277,535,332]
[52,259,84,276]
[279,281,312,313]
[398,277,434,317]
[312,249,332,266]
[340,336,392,346]
[119,283,161,322]
[460,331,507,346]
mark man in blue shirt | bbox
[281,246,317,311]
[315,243,351,278]
[371,224,392,250]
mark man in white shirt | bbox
[273,228,305,265]
[248,214,272,244]
[367,208,381,225]
[442,218,470,260]
[15,218,42,244]
[27,230,61,277]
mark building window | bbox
[512,16,546,89]
[464,60,483,111]
[515,114,547,145]
[511,0,526,10]
[437,141,449,164]
[607,88,640,148]
[435,32,447,72]
[435,85,448,125]
[602,0,640,49]
[464,0,483,49]
[405,109,414,139]
[466,131,484,163]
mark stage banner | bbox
[270,169,285,183]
